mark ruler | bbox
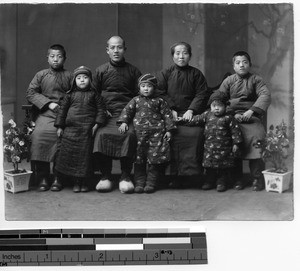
[0,228,207,266]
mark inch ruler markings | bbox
[0,228,207,266]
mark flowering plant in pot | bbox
[3,119,33,173]
[3,119,34,193]
[254,120,292,193]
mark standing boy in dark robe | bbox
[26,44,72,192]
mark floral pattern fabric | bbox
[190,111,243,168]
[118,95,176,164]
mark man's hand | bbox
[118,123,128,134]
[57,128,63,138]
[49,102,60,113]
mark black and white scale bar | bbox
[0,248,207,266]
[0,228,207,266]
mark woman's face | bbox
[172,45,191,67]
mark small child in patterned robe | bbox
[179,91,243,192]
[117,74,176,193]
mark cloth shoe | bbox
[37,177,50,192]
[202,182,214,190]
[252,178,264,191]
[233,181,244,190]
[73,179,81,193]
[80,181,89,192]
[134,186,144,193]
[50,177,63,192]
[144,185,156,193]
[216,183,227,192]
[95,178,113,192]
[119,177,134,194]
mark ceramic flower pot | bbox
[4,169,33,193]
[262,169,293,193]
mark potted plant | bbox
[3,119,34,193]
[254,120,292,193]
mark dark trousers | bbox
[94,153,133,179]
[205,168,231,187]
[134,163,166,188]
[33,161,50,179]
[234,159,265,184]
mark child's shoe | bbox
[202,182,214,190]
[144,185,156,193]
[81,181,89,192]
[233,181,244,190]
[134,186,144,193]
[73,179,81,193]
[216,183,226,192]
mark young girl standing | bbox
[118,74,176,193]
[179,91,243,192]
[55,66,106,192]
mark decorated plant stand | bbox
[262,169,293,193]
[4,170,33,193]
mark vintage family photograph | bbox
[0,2,295,222]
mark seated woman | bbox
[156,41,210,187]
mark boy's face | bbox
[233,55,250,76]
[210,101,226,116]
[47,49,65,70]
[172,45,191,67]
[139,82,155,97]
[106,37,126,63]
[75,74,90,89]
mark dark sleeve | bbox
[160,99,177,132]
[155,69,177,110]
[188,70,210,114]
[95,92,107,125]
[93,66,105,94]
[251,75,271,115]
[116,98,137,125]
[26,71,52,110]
[54,94,71,128]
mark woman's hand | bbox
[118,123,128,134]
[49,102,60,112]
[57,128,63,138]
[163,131,172,142]
[234,113,243,122]
[172,110,178,121]
[242,110,254,122]
[182,110,193,122]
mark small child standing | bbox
[218,51,271,191]
[54,66,106,192]
[180,91,243,192]
[117,74,176,193]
